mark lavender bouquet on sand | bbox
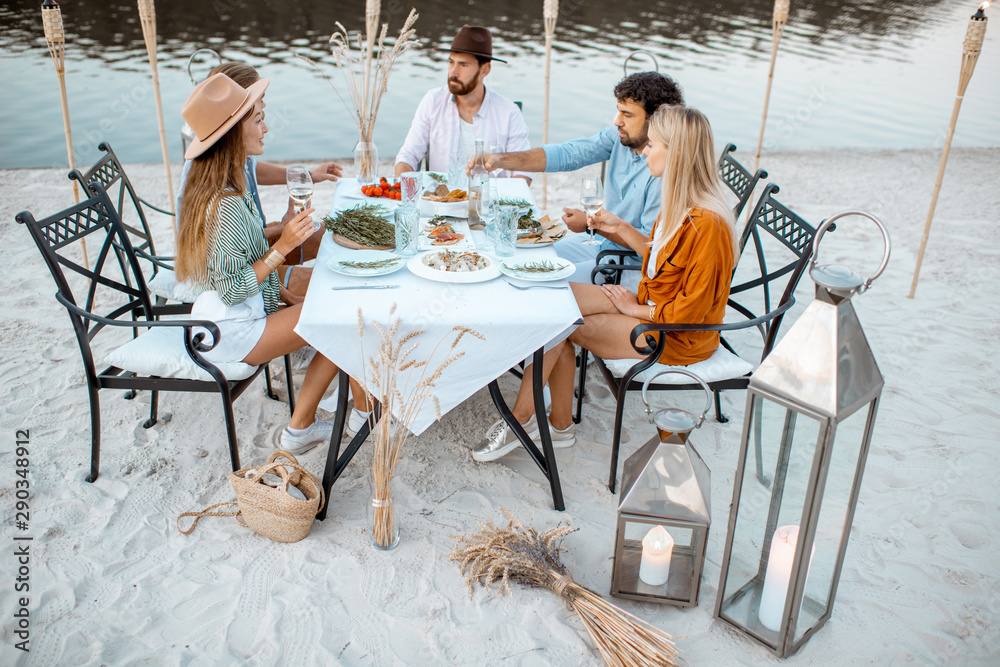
[451,508,678,667]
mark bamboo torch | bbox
[752,0,790,172]
[137,0,177,228]
[909,2,990,298]
[542,0,558,208]
[41,0,88,270]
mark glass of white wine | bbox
[580,177,604,246]
[286,164,318,232]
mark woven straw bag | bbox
[177,451,326,543]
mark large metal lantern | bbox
[611,370,712,607]
[714,211,890,657]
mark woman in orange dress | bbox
[474,105,738,461]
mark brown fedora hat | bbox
[182,73,270,160]
[438,25,507,63]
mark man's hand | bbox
[311,162,343,183]
[601,284,642,318]
[562,207,589,233]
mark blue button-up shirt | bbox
[543,125,660,254]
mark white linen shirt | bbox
[394,86,531,179]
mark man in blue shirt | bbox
[484,72,683,284]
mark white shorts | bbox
[191,290,268,364]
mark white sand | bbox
[1,147,998,665]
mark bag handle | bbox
[176,501,240,535]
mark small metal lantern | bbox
[611,369,712,607]
[714,211,890,657]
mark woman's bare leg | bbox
[510,340,575,426]
[242,304,338,429]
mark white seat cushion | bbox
[147,269,203,304]
[105,326,256,382]
[601,346,754,385]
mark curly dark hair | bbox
[613,72,684,115]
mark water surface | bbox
[0,0,997,169]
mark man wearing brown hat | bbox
[394,25,530,181]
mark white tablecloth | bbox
[296,178,581,434]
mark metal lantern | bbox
[714,211,890,657]
[611,369,712,607]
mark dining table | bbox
[295,177,582,516]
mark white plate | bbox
[499,258,576,282]
[417,219,475,251]
[407,250,500,284]
[515,220,567,248]
[327,250,406,277]
[418,198,469,219]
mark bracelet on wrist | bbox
[648,305,656,322]
[262,248,285,272]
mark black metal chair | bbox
[17,184,275,482]
[718,143,767,219]
[589,184,817,492]
[72,142,295,415]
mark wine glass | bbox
[580,177,604,246]
[286,164,318,232]
[489,144,505,176]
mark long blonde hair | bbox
[648,105,737,261]
[175,113,251,284]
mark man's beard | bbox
[618,127,648,151]
[448,77,477,96]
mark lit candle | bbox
[638,525,674,586]
[758,525,815,631]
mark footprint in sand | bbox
[226,546,286,656]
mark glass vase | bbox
[368,473,400,550]
[354,140,378,185]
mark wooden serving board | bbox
[331,233,394,251]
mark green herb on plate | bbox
[339,258,402,270]
[504,260,563,273]
[496,197,533,209]
[324,204,396,247]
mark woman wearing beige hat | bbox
[175,72,355,454]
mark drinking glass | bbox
[489,144,505,176]
[477,183,496,252]
[286,164,318,232]
[399,171,422,206]
[394,205,419,257]
[495,204,524,258]
[447,151,469,191]
[579,177,605,246]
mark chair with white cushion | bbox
[17,184,271,482]
[593,184,817,492]
[71,142,295,414]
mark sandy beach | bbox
[1,146,998,665]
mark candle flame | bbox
[981,2,991,11]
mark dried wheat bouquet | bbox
[450,508,678,667]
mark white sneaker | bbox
[289,345,316,371]
[279,420,333,455]
[343,409,371,439]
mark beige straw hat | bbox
[182,73,270,159]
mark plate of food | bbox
[516,214,569,247]
[407,249,500,284]
[323,203,396,250]
[418,217,475,250]
[327,250,406,277]
[498,258,576,282]
[419,184,469,218]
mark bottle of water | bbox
[468,139,488,225]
